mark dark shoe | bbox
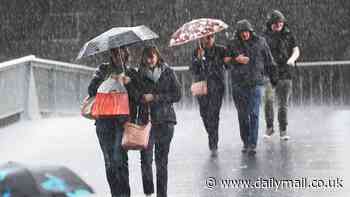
[280,134,290,141]
[248,145,256,155]
[210,149,218,157]
[241,145,248,153]
[280,129,290,141]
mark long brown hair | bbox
[110,46,129,65]
[140,45,164,67]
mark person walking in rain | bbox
[191,34,226,156]
[263,10,300,140]
[88,46,140,197]
[137,46,181,197]
[224,19,276,155]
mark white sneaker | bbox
[264,127,274,139]
[145,194,153,197]
[280,135,290,141]
[263,134,273,139]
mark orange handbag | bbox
[191,80,208,96]
[92,76,130,118]
[92,92,130,118]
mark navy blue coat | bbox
[225,34,276,87]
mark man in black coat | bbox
[224,19,276,155]
[263,10,300,140]
[191,34,226,156]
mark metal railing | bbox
[0,55,94,121]
[0,56,349,123]
[173,61,350,107]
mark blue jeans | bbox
[232,85,263,148]
[95,118,130,197]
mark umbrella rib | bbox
[21,167,43,196]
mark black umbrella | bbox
[0,162,94,197]
[76,25,159,60]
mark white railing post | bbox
[21,61,41,120]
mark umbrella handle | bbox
[198,40,202,50]
[118,48,126,73]
[197,40,205,59]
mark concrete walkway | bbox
[0,106,349,196]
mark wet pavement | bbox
[0,106,349,196]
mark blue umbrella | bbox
[0,162,94,197]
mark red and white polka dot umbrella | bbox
[169,18,228,47]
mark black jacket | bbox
[87,62,141,122]
[226,34,276,87]
[191,44,226,93]
[263,26,298,79]
[137,63,182,125]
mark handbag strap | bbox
[136,104,151,124]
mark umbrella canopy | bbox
[76,25,159,60]
[0,162,94,197]
[169,18,228,47]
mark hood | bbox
[235,19,257,41]
[236,19,254,33]
[266,10,288,31]
[267,10,286,24]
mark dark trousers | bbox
[197,87,224,150]
[95,118,130,197]
[232,85,263,147]
[141,123,174,197]
[264,80,292,132]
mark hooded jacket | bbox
[225,19,276,87]
[263,10,298,79]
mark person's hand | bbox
[110,74,124,84]
[235,54,250,64]
[196,48,205,59]
[287,59,295,66]
[142,94,154,103]
[270,78,278,87]
[122,76,131,84]
[224,57,232,64]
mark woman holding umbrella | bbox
[191,34,226,156]
[87,46,141,197]
[80,25,159,197]
[170,18,228,157]
[136,45,181,197]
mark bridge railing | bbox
[291,61,350,106]
[173,61,350,108]
[31,57,94,115]
[0,56,349,124]
[0,56,29,120]
[0,55,94,122]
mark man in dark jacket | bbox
[263,10,300,140]
[224,19,276,155]
[191,34,226,156]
